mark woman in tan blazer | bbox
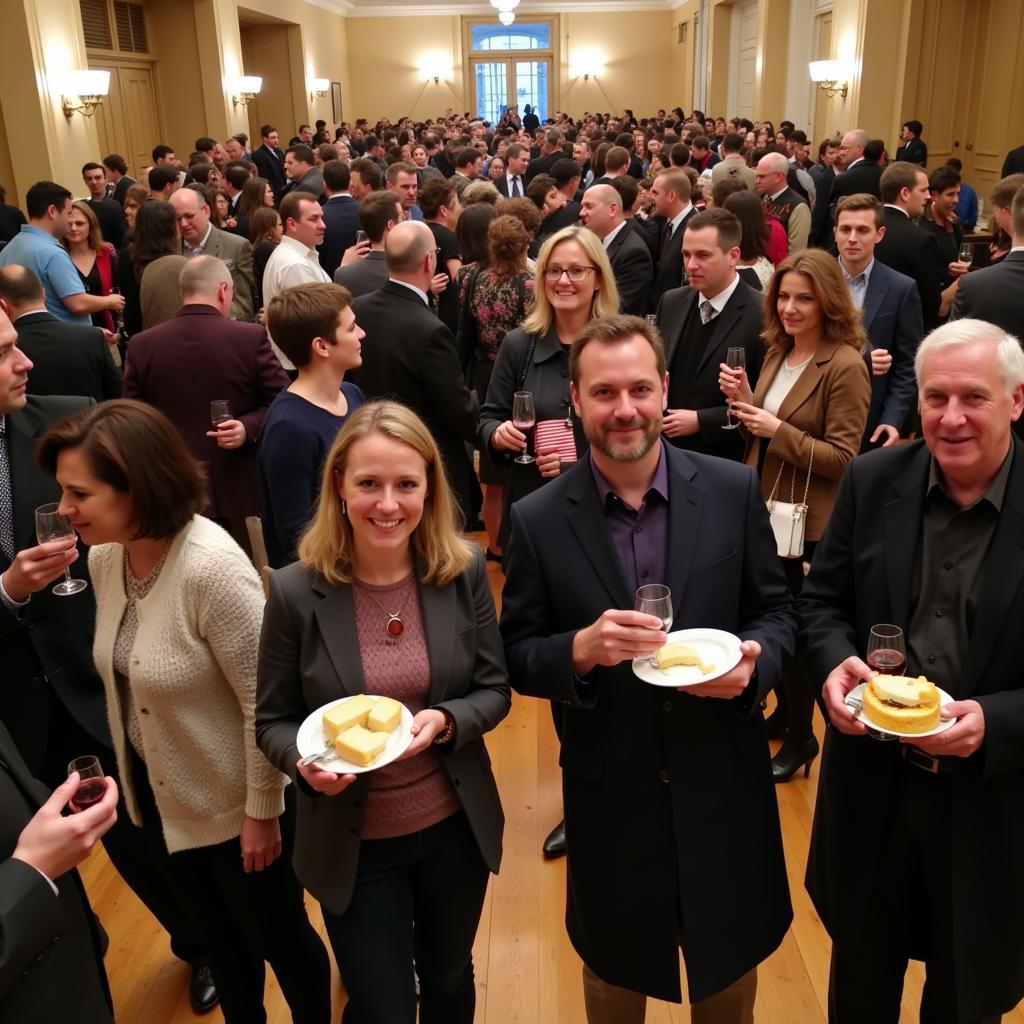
[721,249,870,782]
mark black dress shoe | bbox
[189,963,219,1015]
[771,736,819,783]
[542,819,566,859]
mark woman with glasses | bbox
[478,226,619,859]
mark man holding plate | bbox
[501,314,796,1023]
[800,318,1024,1023]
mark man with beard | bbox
[500,314,796,1023]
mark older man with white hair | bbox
[800,318,1024,1024]
[755,151,810,252]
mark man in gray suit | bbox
[283,144,324,200]
[170,185,255,322]
[333,191,402,299]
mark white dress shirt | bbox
[262,235,330,368]
[505,172,524,197]
[602,220,628,250]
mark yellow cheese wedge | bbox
[870,674,929,707]
[323,695,375,741]
[335,724,390,766]
[655,642,716,675]
[366,697,403,733]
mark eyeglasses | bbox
[544,265,598,282]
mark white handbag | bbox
[766,439,815,559]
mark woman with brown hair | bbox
[121,183,151,236]
[723,188,775,290]
[256,400,510,1024]
[39,399,332,1024]
[721,248,870,781]
[249,206,283,311]
[116,199,184,337]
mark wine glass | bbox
[67,755,107,812]
[722,347,746,430]
[210,399,233,426]
[958,242,974,267]
[512,391,536,465]
[645,314,658,328]
[34,503,88,596]
[866,624,907,675]
[635,584,673,662]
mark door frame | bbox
[469,56,554,124]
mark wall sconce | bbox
[61,69,110,118]
[572,49,604,82]
[232,75,263,108]
[809,60,849,100]
[419,53,453,84]
[309,77,329,101]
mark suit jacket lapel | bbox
[7,409,54,553]
[665,450,702,613]
[419,571,456,705]
[312,582,367,698]
[861,266,889,332]
[884,444,929,631]
[695,292,743,376]
[773,340,838,423]
[565,456,632,610]
[664,290,698,369]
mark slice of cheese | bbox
[870,674,930,707]
[335,724,390,766]
[655,642,716,675]
[366,697,403,733]
[323,695,375,741]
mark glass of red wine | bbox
[67,755,108,812]
[210,399,233,427]
[866,623,907,676]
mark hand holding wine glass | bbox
[34,503,88,596]
[722,348,746,429]
[958,243,974,268]
[512,391,537,465]
[67,755,108,812]
[635,584,673,663]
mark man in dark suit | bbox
[895,119,928,166]
[318,160,360,278]
[0,309,217,1013]
[102,153,135,207]
[656,209,765,461]
[252,124,287,202]
[283,145,324,200]
[579,183,653,317]
[810,129,883,249]
[800,318,1024,1024]
[1002,143,1024,177]
[649,168,698,310]
[333,191,401,299]
[501,314,795,1023]
[124,255,287,533]
[876,161,944,332]
[0,266,122,402]
[494,142,529,197]
[80,163,125,251]
[833,196,923,450]
[525,128,565,184]
[0,719,118,1023]
[350,221,479,519]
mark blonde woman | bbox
[63,200,121,336]
[256,401,510,1024]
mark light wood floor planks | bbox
[80,548,1024,1023]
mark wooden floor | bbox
[80,545,1024,1023]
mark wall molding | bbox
[315,0,680,16]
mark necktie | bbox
[0,418,16,562]
[661,222,673,253]
[511,176,521,197]
[699,299,715,325]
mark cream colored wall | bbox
[669,2,699,113]
[346,16,465,122]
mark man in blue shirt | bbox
[0,181,124,327]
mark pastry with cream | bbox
[862,674,941,733]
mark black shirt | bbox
[86,197,126,251]
[428,222,460,334]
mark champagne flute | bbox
[34,503,88,596]
[635,584,673,663]
[866,624,907,676]
[210,399,233,426]
[722,347,746,429]
[67,755,108,811]
[958,242,973,267]
[512,391,536,465]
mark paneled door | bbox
[91,62,159,177]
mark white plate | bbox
[632,628,743,688]
[848,681,956,739]
[296,695,415,774]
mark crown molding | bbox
[321,1,680,16]
[305,0,354,13]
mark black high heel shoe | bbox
[771,736,819,783]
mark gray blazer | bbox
[255,547,510,914]
[200,226,256,322]
[333,250,389,298]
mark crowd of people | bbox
[1,101,1024,1024]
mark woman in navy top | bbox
[260,283,365,567]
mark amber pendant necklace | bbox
[360,580,414,639]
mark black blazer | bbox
[255,548,510,914]
[1002,144,1024,177]
[350,281,479,516]
[524,151,562,184]
[252,144,287,201]
[858,259,922,449]
[650,206,698,310]
[500,445,796,1003]
[16,312,123,403]
[493,174,526,198]
[951,250,1024,333]
[0,396,111,774]
[799,437,1024,1021]
[895,137,928,166]
[605,223,653,317]
[655,277,765,460]
[317,195,360,278]
[0,722,113,1023]
[874,206,944,331]
[810,160,883,249]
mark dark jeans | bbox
[322,811,490,1024]
[828,764,1001,1024]
[130,751,332,1024]
[774,542,818,742]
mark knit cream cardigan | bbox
[90,515,285,853]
